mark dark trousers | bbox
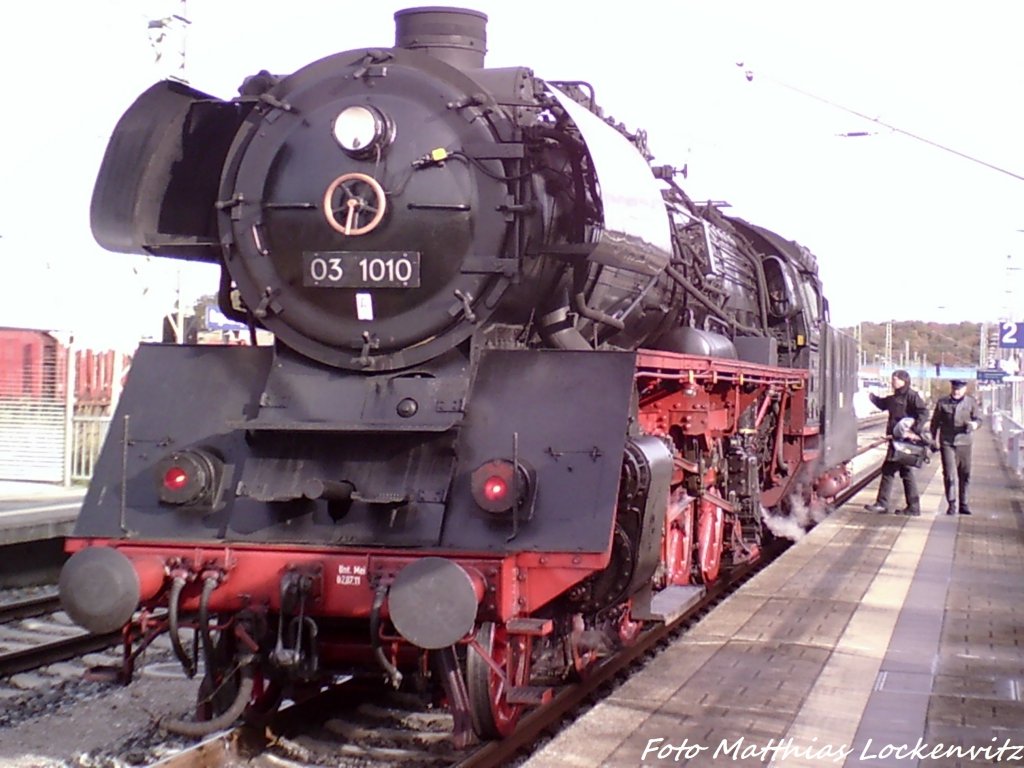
[939,443,973,512]
[875,460,920,513]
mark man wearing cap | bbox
[864,370,930,515]
[929,379,982,515]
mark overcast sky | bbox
[2,0,1023,349]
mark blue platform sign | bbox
[977,368,1008,382]
[205,305,248,332]
[998,321,1024,348]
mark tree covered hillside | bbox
[843,321,985,367]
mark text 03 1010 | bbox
[303,251,421,288]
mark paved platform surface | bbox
[525,428,1024,767]
[0,481,84,545]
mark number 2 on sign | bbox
[1001,321,1022,348]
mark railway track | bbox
[0,592,59,623]
[0,590,122,677]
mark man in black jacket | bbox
[929,379,982,515]
[864,369,929,515]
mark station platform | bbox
[0,482,83,585]
[0,481,84,547]
[526,428,1024,767]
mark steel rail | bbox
[0,630,121,678]
[0,593,60,624]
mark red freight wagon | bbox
[0,327,66,401]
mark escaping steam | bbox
[762,492,830,543]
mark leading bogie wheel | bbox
[466,621,530,739]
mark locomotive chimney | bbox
[395,7,487,70]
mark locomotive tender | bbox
[60,6,858,742]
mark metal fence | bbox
[70,412,112,482]
[986,379,1024,426]
[986,379,1024,475]
[0,333,69,483]
[0,399,67,482]
[1,332,120,485]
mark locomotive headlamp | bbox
[470,459,533,515]
[155,449,222,506]
[332,105,393,157]
[163,466,189,492]
[482,475,508,503]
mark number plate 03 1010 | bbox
[302,251,421,288]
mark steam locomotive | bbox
[60,7,858,744]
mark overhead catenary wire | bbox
[739,64,1024,184]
